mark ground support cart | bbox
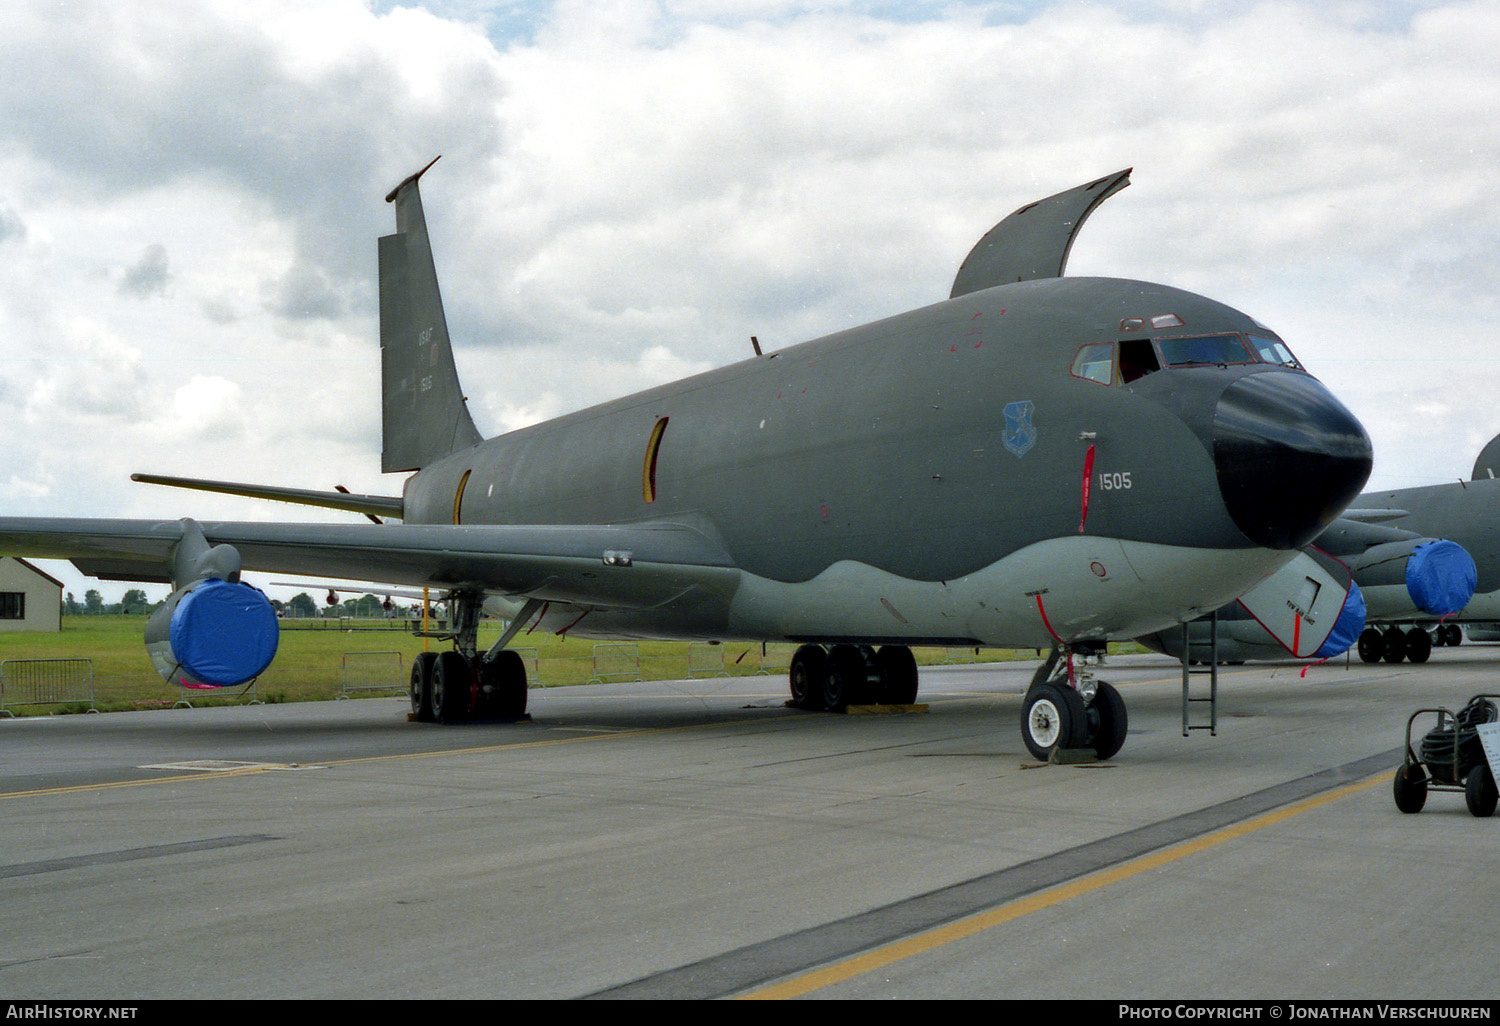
[1393,693,1500,817]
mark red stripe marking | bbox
[1078,444,1096,533]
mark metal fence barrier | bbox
[588,643,643,684]
[0,658,97,716]
[339,651,406,699]
[686,642,730,678]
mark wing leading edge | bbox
[0,517,739,611]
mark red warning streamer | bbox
[1078,444,1096,533]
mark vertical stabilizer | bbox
[380,157,484,473]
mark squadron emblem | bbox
[1002,400,1037,457]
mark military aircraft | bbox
[0,163,1374,760]
[1344,438,1500,660]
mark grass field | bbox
[0,616,1082,716]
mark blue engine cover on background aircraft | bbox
[1406,540,1477,616]
[1313,581,1366,659]
[169,579,279,686]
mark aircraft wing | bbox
[0,517,740,610]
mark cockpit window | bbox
[1155,334,1256,368]
[1247,334,1303,369]
[1118,339,1160,383]
[1076,331,1304,387]
[1070,343,1114,385]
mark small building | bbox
[0,557,63,633]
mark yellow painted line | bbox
[0,715,777,801]
[739,769,1388,1000]
[0,766,281,800]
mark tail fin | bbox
[379,157,484,473]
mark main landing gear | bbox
[1020,644,1127,761]
[408,591,530,724]
[1358,625,1457,665]
[787,643,920,712]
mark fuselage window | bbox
[1070,343,1115,385]
[643,416,669,504]
[1155,334,1256,368]
[1118,339,1161,383]
[1247,334,1303,369]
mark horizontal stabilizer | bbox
[132,474,403,520]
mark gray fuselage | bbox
[401,275,1368,647]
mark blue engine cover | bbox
[1406,540,1477,616]
[1313,581,1366,660]
[168,579,279,687]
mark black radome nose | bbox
[1212,372,1373,550]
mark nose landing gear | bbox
[1020,643,1128,761]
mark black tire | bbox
[1445,623,1463,647]
[431,651,473,724]
[479,650,528,719]
[410,651,438,722]
[789,645,827,709]
[1357,628,1382,663]
[1020,683,1085,761]
[1405,628,1432,665]
[1382,627,1407,664]
[1392,764,1428,814]
[1466,764,1498,818]
[1090,681,1128,761]
[875,646,919,705]
[822,644,869,712]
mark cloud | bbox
[160,373,248,442]
[262,261,344,320]
[119,243,171,298]
[21,320,152,423]
[3,0,1500,605]
[0,206,24,244]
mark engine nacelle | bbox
[145,577,279,688]
[1349,538,1477,620]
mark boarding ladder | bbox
[1181,612,1219,736]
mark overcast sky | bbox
[3,0,1499,603]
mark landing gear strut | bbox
[1020,644,1127,761]
[787,643,919,711]
[408,590,530,724]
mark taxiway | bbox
[1,649,1495,999]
